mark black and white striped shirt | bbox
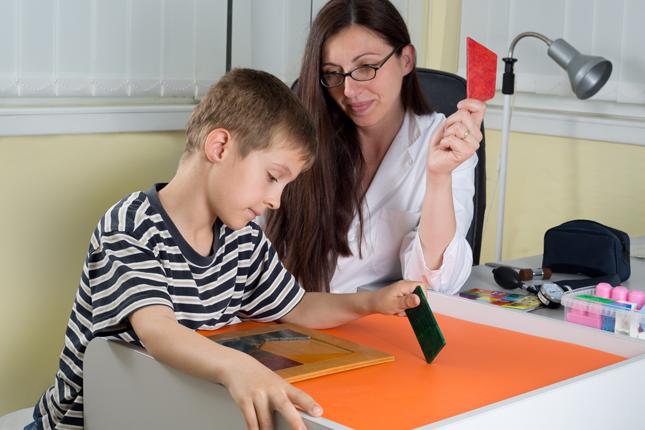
[30,184,304,429]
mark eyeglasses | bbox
[320,45,403,88]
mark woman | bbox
[265,0,485,295]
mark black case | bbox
[542,220,630,281]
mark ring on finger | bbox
[463,129,470,139]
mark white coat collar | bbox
[363,111,420,217]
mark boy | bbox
[28,69,421,430]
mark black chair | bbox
[292,68,486,265]
[415,68,486,265]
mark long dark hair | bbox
[265,0,433,292]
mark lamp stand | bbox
[493,32,611,262]
[494,34,549,262]
[495,93,513,261]
[495,56,517,262]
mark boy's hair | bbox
[185,68,317,165]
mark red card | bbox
[466,37,497,101]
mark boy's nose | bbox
[265,192,280,210]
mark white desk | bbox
[84,255,645,429]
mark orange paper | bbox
[202,313,624,429]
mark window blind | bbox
[0,0,228,99]
[0,0,430,136]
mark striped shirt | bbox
[30,184,305,429]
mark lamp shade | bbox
[547,38,612,99]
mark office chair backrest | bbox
[291,68,486,265]
[415,68,486,264]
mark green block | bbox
[405,286,446,363]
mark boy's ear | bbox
[401,44,415,75]
[203,128,232,163]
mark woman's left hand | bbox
[426,98,486,176]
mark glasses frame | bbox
[320,45,404,88]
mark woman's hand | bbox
[369,280,423,317]
[426,99,486,177]
[221,352,323,430]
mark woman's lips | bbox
[348,100,373,114]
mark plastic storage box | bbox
[561,286,645,339]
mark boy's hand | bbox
[370,280,423,317]
[220,352,322,430]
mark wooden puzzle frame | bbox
[204,323,393,382]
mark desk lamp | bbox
[495,31,612,261]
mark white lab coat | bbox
[330,111,476,295]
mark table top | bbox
[206,313,624,430]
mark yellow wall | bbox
[426,0,462,73]
[0,132,185,415]
[480,131,645,261]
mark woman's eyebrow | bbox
[322,51,383,67]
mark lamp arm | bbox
[507,32,553,58]
[502,32,553,96]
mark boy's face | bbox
[212,137,307,230]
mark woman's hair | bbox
[265,0,433,292]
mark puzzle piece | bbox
[466,37,498,101]
[405,286,446,363]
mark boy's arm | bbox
[129,305,322,430]
[280,280,421,329]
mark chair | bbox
[0,408,33,429]
[291,68,486,265]
[415,68,486,265]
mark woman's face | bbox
[321,24,413,129]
